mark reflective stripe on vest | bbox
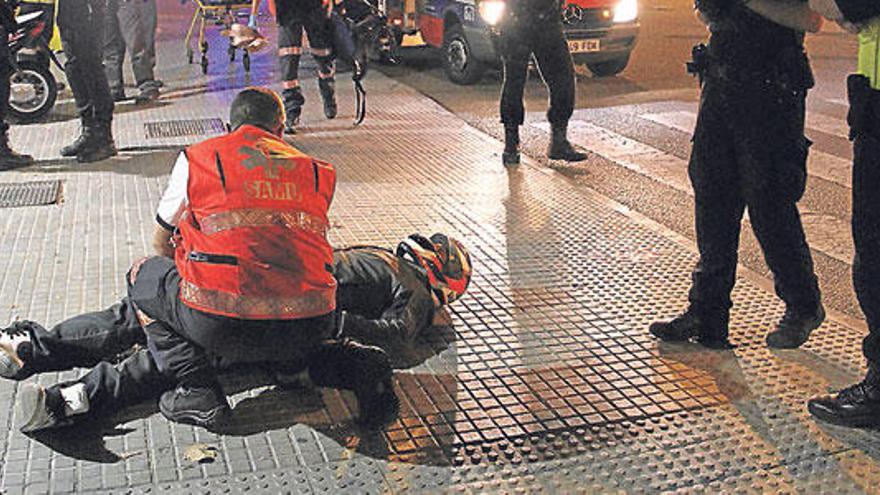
[177,125,337,320]
[858,21,880,90]
[199,208,328,236]
[180,280,333,319]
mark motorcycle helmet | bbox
[396,233,472,305]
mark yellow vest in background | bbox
[858,20,880,90]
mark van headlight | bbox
[613,0,638,23]
[479,0,506,26]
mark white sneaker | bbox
[0,325,31,378]
[17,383,89,433]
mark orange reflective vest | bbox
[175,125,337,320]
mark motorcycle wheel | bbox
[8,60,57,123]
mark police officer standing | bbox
[57,0,118,163]
[264,0,337,134]
[0,0,35,170]
[495,0,587,166]
[649,0,826,349]
[807,0,880,428]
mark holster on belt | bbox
[847,74,878,141]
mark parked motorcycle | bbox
[7,9,62,123]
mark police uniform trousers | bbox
[277,2,335,121]
[497,15,575,127]
[686,73,821,336]
[129,256,334,389]
[103,0,159,95]
[853,90,880,366]
[56,0,115,123]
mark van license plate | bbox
[568,39,600,53]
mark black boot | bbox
[0,120,34,171]
[159,382,231,429]
[547,123,587,162]
[0,128,34,171]
[307,339,400,430]
[808,364,880,428]
[320,80,337,120]
[766,304,825,349]
[60,119,93,157]
[284,111,301,135]
[502,125,520,166]
[76,120,117,164]
[649,308,733,349]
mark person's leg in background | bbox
[103,0,128,101]
[532,20,586,162]
[56,0,117,163]
[278,19,305,134]
[117,0,159,101]
[303,7,336,120]
[0,21,35,170]
[497,22,532,166]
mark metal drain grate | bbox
[144,118,226,139]
[0,180,62,208]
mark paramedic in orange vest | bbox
[120,87,394,431]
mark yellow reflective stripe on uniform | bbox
[857,21,880,90]
[179,280,334,319]
[199,208,329,236]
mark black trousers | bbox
[686,75,821,337]
[131,257,334,388]
[1,23,10,136]
[13,299,169,415]
[57,0,114,122]
[277,4,335,120]
[497,17,575,128]
[853,92,880,366]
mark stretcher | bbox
[184,0,258,74]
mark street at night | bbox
[1,0,880,492]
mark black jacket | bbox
[334,247,435,347]
[835,0,880,23]
[1,0,17,33]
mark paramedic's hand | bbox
[248,14,257,28]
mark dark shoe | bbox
[320,82,337,120]
[0,323,31,378]
[284,114,301,135]
[503,125,520,166]
[77,141,117,163]
[808,377,880,428]
[766,304,825,349]
[134,86,160,104]
[307,339,400,430]
[61,120,94,157]
[76,121,117,164]
[111,90,128,102]
[502,151,521,166]
[18,383,89,433]
[650,309,732,349]
[548,124,587,161]
[159,384,231,429]
[0,144,34,171]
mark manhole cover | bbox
[144,118,226,139]
[0,180,62,208]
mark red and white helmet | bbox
[396,233,472,305]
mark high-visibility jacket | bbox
[858,20,880,90]
[175,125,337,320]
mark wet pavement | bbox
[2,2,880,493]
